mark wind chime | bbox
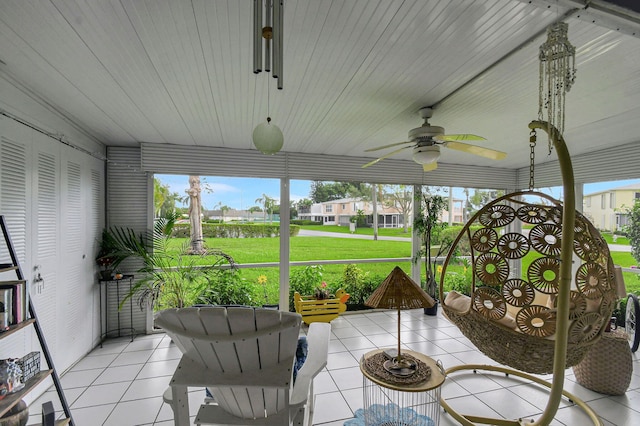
[252,0,284,154]
[537,21,577,153]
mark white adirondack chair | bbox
[155,306,331,426]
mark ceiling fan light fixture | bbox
[253,117,283,155]
[412,145,440,164]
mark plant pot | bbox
[424,299,438,316]
[99,269,113,281]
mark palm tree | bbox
[255,193,275,224]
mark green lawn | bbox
[300,225,413,238]
[180,235,412,263]
[164,227,640,301]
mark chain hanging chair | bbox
[440,189,617,374]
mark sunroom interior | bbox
[1,0,640,425]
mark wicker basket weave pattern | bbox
[440,191,617,374]
[572,329,632,395]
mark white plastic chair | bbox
[155,306,330,425]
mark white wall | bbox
[0,75,106,401]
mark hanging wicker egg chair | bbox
[440,190,617,374]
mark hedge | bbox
[432,224,481,256]
[291,219,322,226]
[172,223,300,238]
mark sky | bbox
[156,174,640,211]
[157,174,311,210]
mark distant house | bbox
[298,197,393,226]
[298,196,462,228]
[205,208,274,223]
[582,183,640,232]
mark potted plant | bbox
[105,212,237,311]
[413,190,447,315]
[96,228,130,280]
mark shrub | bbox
[171,223,300,238]
[623,199,640,264]
[288,265,324,310]
[291,220,322,226]
[195,269,255,306]
[443,271,472,296]
[337,264,381,309]
[434,225,480,256]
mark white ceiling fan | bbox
[362,107,507,171]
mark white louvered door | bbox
[56,145,104,369]
[0,118,32,357]
[29,130,60,360]
[1,115,105,371]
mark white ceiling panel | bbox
[0,0,639,183]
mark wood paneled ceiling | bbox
[1,0,639,176]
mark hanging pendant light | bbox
[252,117,283,155]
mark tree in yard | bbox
[154,178,180,218]
[255,193,276,224]
[623,199,640,265]
[383,184,413,233]
[214,202,231,222]
[296,198,313,213]
[248,205,263,214]
[186,175,205,254]
[466,189,505,219]
[310,181,367,203]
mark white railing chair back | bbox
[156,306,330,426]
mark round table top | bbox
[360,349,445,392]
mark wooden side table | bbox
[572,328,632,395]
[359,349,445,425]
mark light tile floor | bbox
[28,309,640,425]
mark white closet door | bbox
[0,118,32,358]
[57,146,104,369]
[28,130,60,361]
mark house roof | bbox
[585,182,640,197]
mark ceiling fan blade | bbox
[423,162,438,172]
[365,141,413,152]
[444,141,507,160]
[361,146,411,168]
[434,134,486,142]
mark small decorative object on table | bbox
[0,359,23,395]
[96,256,114,281]
[16,351,40,383]
[314,281,330,300]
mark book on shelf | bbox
[0,280,28,324]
